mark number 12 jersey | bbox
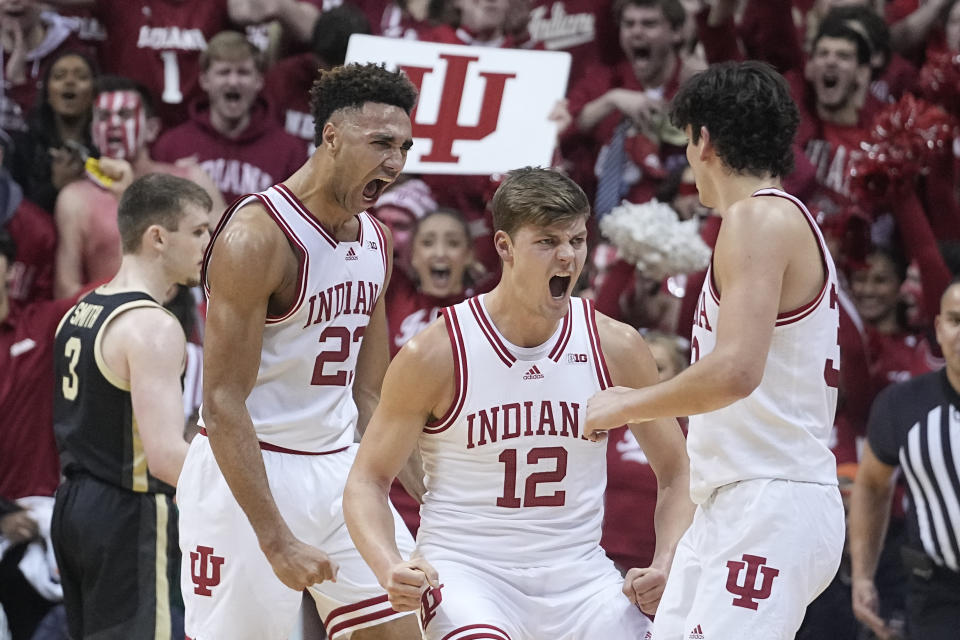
[416,295,611,568]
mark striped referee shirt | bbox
[868,369,960,572]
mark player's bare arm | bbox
[104,307,189,486]
[352,221,427,502]
[597,313,695,614]
[849,443,898,639]
[53,182,90,299]
[586,198,802,435]
[344,319,452,611]
[202,203,338,590]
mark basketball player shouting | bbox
[344,167,695,639]
[176,63,422,640]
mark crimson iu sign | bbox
[345,35,571,175]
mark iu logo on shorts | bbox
[190,545,225,596]
[419,584,444,630]
[725,553,780,610]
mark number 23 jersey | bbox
[201,184,388,453]
[416,295,610,568]
[687,188,840,504]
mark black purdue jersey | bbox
[54,289,179,495]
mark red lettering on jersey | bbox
[537,400,556,436]
[695,291,712,331]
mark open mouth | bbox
[362,179,389,202]
[429,266,452,289]
[822,74,839,89]
[632,45,652,62]
[61,91,77,101]
[224,90,242,104]
[549,275,571,299]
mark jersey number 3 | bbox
[497,447,567,508]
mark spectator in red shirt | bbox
[0,226,77,640]
[563,0,695,208]
[0,0,93,133]
[263,5,371,152]
[54,76,224,299]
[527,0,620,86]
[9,48,97,214]
[153,31,306,205]
[851,248,945,395]
[0,132,55,310]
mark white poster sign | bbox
[345,34,572,175]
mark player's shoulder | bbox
[594,310,647,355]
[105,302,185,357]
[395,314,452,369]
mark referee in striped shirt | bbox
[851,276,960,639]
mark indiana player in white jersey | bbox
[343,167,695,639]
[176,64,423,640]
[586,61,846,639]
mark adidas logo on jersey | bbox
[689,624,705,639]
[345,247,358,261]
[523,365,544,380]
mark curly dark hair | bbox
[309,63,418,147]
[670,61,799,178]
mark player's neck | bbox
[714,171,782,214]
[103,256,170,303]
[0,289,8,325]
[282,157,356,234]
[483,286,560,348]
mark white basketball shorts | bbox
[417,546,651,639]
[651,478,845,640]
[177,436,417,640]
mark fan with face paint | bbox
[91,90,149,161]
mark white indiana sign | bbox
[345,34,571,175]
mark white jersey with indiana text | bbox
[415,295,611,568]
[686,188,840,504]
[200,184,388,452]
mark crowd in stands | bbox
[2,0,960,638]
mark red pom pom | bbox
[849,95,958,204]
[919,51,960,116]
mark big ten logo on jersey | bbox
[190,545,225,597]
[303,281,381,387]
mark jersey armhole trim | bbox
[583,298,613,389]
[93,299,170,391]
[255,193,309,324]
[425,306,468,434]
